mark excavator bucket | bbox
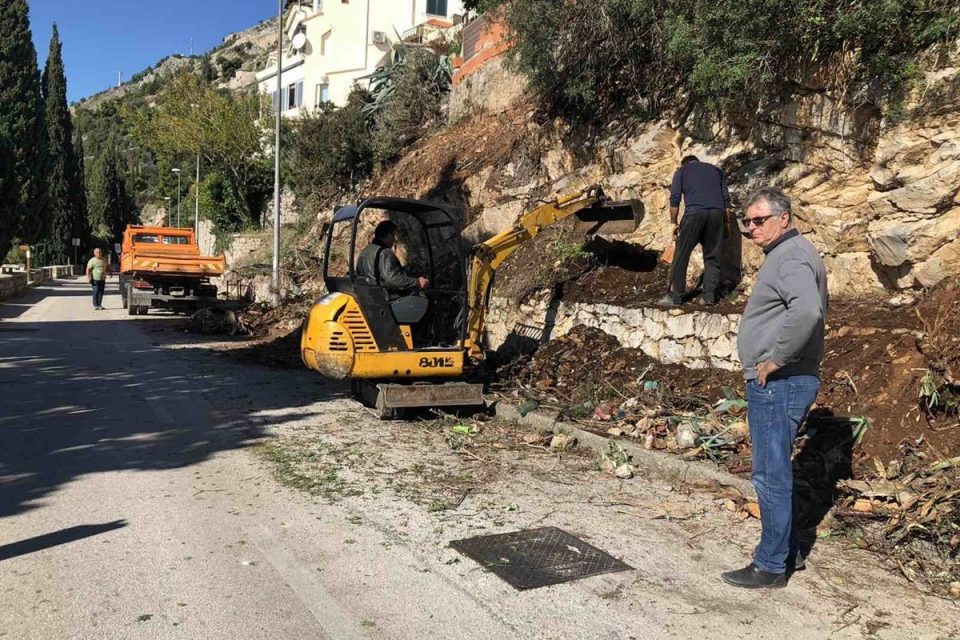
[573,199,644,236]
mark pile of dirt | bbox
[817,291,960,465]
[496,224,748,311]
[186,302,310,370]
[917,277,960,384]
[498,325,742,414]
[369,100,542,224]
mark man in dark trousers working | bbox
[722,187,827,589]
[661,155,731,306]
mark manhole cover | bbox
[450,526,632,590]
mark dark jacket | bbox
[356,243,418,292]
[669,161,731,213]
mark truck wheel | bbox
[121,281,128,309]
[127,286,137,316]
[138,305,149,316]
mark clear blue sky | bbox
[29,1,276,104]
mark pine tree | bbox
[43,24,86,265]
[0,0,50,255]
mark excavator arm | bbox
[462,185,640,360]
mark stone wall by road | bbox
[0,273,28,301]
[0,266,82,302]
[486,294,742,371]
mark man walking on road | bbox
[86,248,108,310]
[661,155,731,307]
[722,187,827,589]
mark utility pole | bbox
[172,168,182,227]
[195,154,201,240]
[272,0,283,304]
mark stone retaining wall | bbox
[0,265,82,301]
[0,273,28,300]
[486,294,742,371]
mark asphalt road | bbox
[0,278,517,640]
[1,278,957,640]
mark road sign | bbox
[72,238,80,247]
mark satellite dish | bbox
[291,31,307,51]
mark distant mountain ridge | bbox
[73,16,278,112]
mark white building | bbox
[256,0,465,117]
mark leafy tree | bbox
[88,141,137,245]
[43,24,89,264]
[128,73,271,228]
[0,0,50,254]
[198,170,259,251]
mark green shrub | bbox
[368,48,452,164]
[217,55,243,79]
[286,89,375,215]
[482,0,960,122]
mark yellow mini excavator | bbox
[300,185,641,417]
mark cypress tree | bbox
[43,24,84,265]
[89,142,137,247]
[0,0,50,253]
[0,134,14,258]
[72,132,91,260]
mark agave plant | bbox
[360,42,453,120]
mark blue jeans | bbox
[91,280,106,308]
[747,375,820,574]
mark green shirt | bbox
[87,257,107,281]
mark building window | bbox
[283,80,304,111]
[426,0,447,15]
[315,83,330,107]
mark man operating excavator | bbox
[356,220,429,297]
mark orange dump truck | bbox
[119,225,226,315]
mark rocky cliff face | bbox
[382,43,960,296]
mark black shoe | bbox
[721,563,787,589]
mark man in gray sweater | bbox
[722,187,828,589]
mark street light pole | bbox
[195,153,201,240]
[172,168,182,227]
[272,0,283,304]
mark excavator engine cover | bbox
[573,199,644,236]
